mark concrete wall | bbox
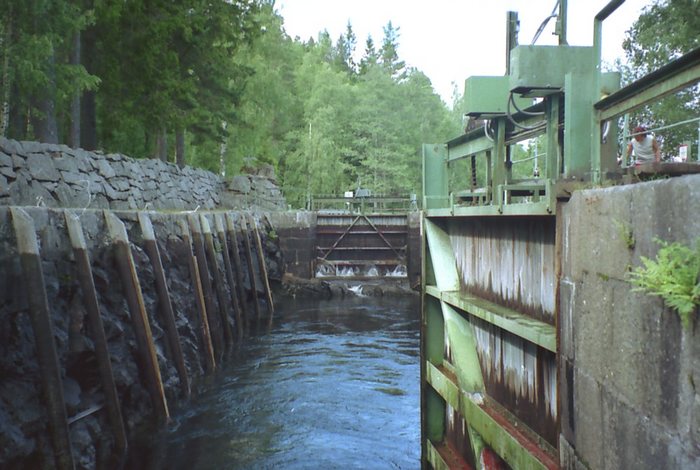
[0,138,286,211]
[267,211,317,279]
[559,174,700,468]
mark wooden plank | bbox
[65,211,128,456]
[138,213,190,397]
[200,214,234,349]
[214,214,244,340]
[105,211,169,423]
[188,214,224,359]
[247,214,275,326]
[239,214,262,324]
[225,213,250,332]
[178,219,216,372]
[11,208,75,470]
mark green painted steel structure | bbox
[420,1,700,468]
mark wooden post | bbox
[11,208,75,470]
[248,213,275,325]
[200,214,234,350]
[187,214,223,360]
[138,213,190,397]
[104,211,169,423]
[225,212,249,331]
[65,211,128,458]
[239,214,262,324]
[178,219,216,372]
[214,214,244,340]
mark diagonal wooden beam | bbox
[321,215,360,260]
[361,215,403,259]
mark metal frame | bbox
[421,2,700,468]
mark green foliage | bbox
[2,1,461,202]
[622,0,700,156]
[629,238,700,329]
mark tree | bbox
[333,22,357,76]
[622,0,700,157]
[379,21,405,80]
[358,36,378,76]
[0,0,97,143]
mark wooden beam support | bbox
[65,211,128,457]
[138,213,190,397]
[104,211,169,423]
[214,214,244,341]
[200,214,234,349]
[178,219,216,372]
[239,214,262,325]
[187,214,223,360]
[11,208,75,470]
[248,213,274,326]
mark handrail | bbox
[595,46,700,120]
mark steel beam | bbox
[596,47,700,120]
[426,287,556,352]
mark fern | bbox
[629,239,700,329]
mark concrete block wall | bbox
[559,174,700,469]
[267,211,317,279]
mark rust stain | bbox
[448,217,556,324]
[473,317,558,447]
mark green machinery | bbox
[420,1,700,468]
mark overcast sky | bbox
[275,0,652,103]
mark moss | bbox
[613,219,635,250]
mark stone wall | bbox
[559,174,700,468]
[0,138,286,211]
[0,206,282,468]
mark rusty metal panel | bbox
[472,316,558,447]
[448,217,556,323]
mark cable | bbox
[509,94,545,116]
[483,119,494,142]
[506,93,547,131]
[532,0,561,44]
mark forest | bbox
[0,0,697,208]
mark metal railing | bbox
[309,194,419,213]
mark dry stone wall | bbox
[0,138,286,211]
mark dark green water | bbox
[133,294,420,469]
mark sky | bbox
[275,0,653,103]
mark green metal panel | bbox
[464,76,532,118]
[423,219,460,292]
[426,286,557,353]
[425,296,445,365]
[545,94,561,180]
[423,144,449,209]
[426,364,557,470]
[446,135,493,162]
[426,201,553,218]
[491,120,507,211]
[442,303,485,393]
[510,45,594,96]
[425,386,446,443]
[564,72,595,179]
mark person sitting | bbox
[626,126,661,165]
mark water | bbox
[135,294,420,469]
